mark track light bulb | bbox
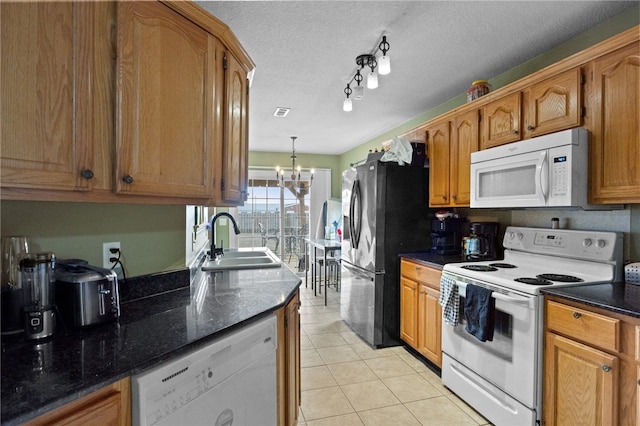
[367,70,378,89]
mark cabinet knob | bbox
[573,312,582,319]
[442,195,447,200]
[122,175,134,184]
[452,194,457,200]
[527,125,535,131]
[601,365,611,372]
[512,130,519,134]
[81,169,94,180]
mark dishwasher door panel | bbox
[132,315,277,426]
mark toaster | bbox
[55,262,120,328]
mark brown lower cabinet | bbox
[544,297,639,425]
[400,259,443,368]
[277,291,301,426]
[24,377,131,426]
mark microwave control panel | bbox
[551,155,569,195]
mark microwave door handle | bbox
[454,280,531,306]
[537,151,548,201]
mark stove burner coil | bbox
[537,273,584,283]
[515,277,553,285]
[461,265,498,272]
[489,263,517,269]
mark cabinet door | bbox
[116,1,216,199]
[426,121,451,207]
[220,51,249,205]
[400,276,419,348]
[1,3,95,192]
[587,41,640,204]
[450,110,479,206]
[23,378,131,426]
[544,332,618,426]
[285,293,301,426]
[525,68,582,138]
[417,284,442,367]
[481,92,521,149]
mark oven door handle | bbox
[454,280,531,306]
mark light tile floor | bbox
[297,281,492,426]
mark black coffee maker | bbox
[431,217,466,255]
[465,222,500,260]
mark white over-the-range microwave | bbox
[470,127,620,210]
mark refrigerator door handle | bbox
[349,179,362,249]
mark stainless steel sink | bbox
[201,248,281,271]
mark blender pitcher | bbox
[1,236,30,335]
[20,252,56,340]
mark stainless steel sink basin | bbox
[201,248,281,271]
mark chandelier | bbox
[343,35,391,112]
[275,136,314,197]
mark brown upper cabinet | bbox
[116,1,217,199]
[586,41,640,204]
[1,1,254,206]
[481,92,522,150]
[1,3,99,193]
[480,68,582,150]
[427,109,479,207]
[523,68,582,139]
[426,120,451,206]
[219,49,250,206]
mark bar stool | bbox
[315,255,340,305]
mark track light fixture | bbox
[342,35,391,112]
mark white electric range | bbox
[440,226,623,426]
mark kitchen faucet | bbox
[209,212,241,259]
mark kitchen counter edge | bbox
[542,282,640,318]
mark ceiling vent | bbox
[273,107,290,118]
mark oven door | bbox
[441,274,541,412]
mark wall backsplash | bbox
[512,207,635,263]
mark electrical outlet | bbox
[103,242,120,269]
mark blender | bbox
[20,252,57,340]
[1,236,30,335]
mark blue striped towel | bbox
[439,274,460,326]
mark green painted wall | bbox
[248,151,342,198]
[0,201,185,277]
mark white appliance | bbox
[441,226,622,426]
[471,127,610,209]
[132,315,278,426]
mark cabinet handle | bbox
[572,312,581,319]
[122,175,134,184]
[80,169,94,180]
[527,125,535,131]
[602,365,611,372]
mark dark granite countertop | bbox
[542,282,640,318]
[1,263,301,425]
[399,251,470,270]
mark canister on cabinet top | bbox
[467,80,490,102]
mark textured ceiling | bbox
[197,1,636,155]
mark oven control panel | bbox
[504,226,622,262]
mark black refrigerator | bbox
[341,160,433,348]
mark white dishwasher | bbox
[132,315,278,426]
